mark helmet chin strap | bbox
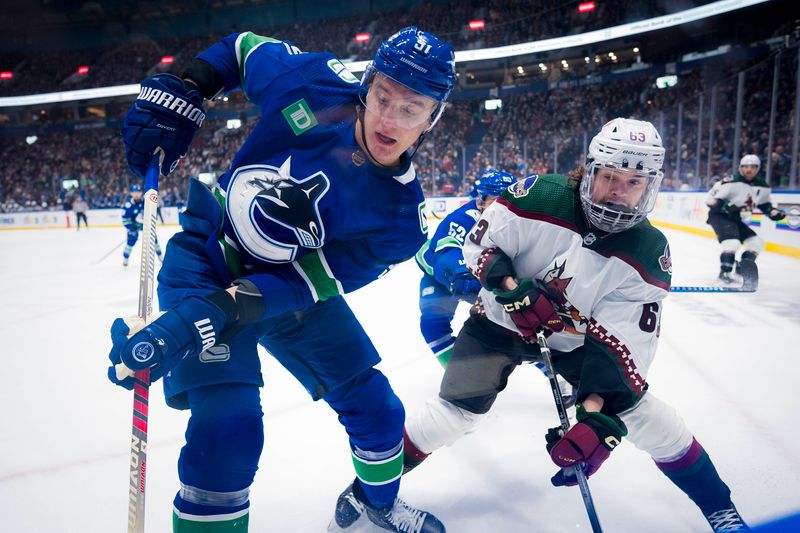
[356,105,429,171]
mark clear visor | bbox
[361,71,440,129]
[581,162,663,233]
[588,164,659,212]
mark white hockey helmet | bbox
[739,154,760,172]
[581,118,665,233]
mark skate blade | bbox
[327,514,371,532]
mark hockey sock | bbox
[173,497,249,532]
[655,437,733,516]
[719,252,735,274]
[350,443,403,509]
[173,510,249,532]
[402,428,430,474]
[123,245,133,260]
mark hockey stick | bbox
[670,285,755,293]
[536,329,603,533]
[92,239,126,264]
[125,154,160,533]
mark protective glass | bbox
[361,72,439,129]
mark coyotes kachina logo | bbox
[659,244,672,275]
[538,260,588,335]
[510,174,538,198]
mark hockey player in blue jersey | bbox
[415,169,514,367]
[109,27,456,532]
[121,183,162,267]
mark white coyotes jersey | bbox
[463,179,671,388]
[706,174,773,212]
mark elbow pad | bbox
[182,58,225,100]
[471,247,515,291]
[231,279,266,324]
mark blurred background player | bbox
[72,193,89,230]
[121,183,162,267]
[706,154,786,290]
[401,118,749,532]
[415,168,514,367]
[107,27,456,533]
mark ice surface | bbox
[0,222,798,532]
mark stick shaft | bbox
[127,156,159,533]
[537,330,603,533]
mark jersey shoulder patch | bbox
[500,173,578,224]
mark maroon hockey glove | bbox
[493,279,564,341]
[545,405,627,487]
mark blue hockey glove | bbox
[122,73,206,178]
[450,270,482,297]
[107,315,162,389]
[106,292,237,389]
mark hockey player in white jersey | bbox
[706,154,786,290]
[400,118,749,532]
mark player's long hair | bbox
[567,165,585,185]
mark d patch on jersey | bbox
[282,98,318,135]
[510,175,538,198]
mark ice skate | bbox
[704,504,749,532]
[329,480,445,533]
[329,482,366,530]
[717,270,739,286]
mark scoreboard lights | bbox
[355,33,370,43]
[161,55,174,64]
[578,2,596,13]
[77,66,89,75]
[469,20,485,30]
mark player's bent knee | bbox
[618,393,693,461]
[182,384,264,491]
[406,397,485,454]
[326,369,405,449]
[719,239,741,253]
[742,235,764,254]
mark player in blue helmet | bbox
[121,183,161,267]
[415,168,515,367]
[110,27,455,533]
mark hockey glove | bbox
[493,279,564,341]
[721,202,742,218]
[449,270,483,298]
[766,208,786,221]
[122,73,205,178]
[106,291,237,389]
[545,404,627,487]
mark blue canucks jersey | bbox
[197,32,427,318]
[122,197,144,230]
[415,199,481,287]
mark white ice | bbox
[1,222,798,533]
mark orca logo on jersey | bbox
[226,157,330,263]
